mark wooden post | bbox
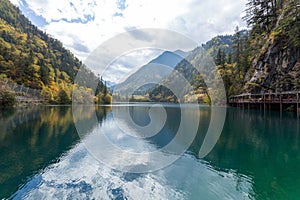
[280,93,282,118]
[263,93,266,113]
[297,93,299,119]
[242,95,244,109]
[260,99,262,111]
[248,94,250,109]
[270,93,271,111]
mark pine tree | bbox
[244,0,281,34]
[216,48,222,66]
[232,26,241,71]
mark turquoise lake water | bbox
[0,105,300,199]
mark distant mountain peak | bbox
[114,49,187,96]
[174,49,188,57]
[149,50,187,68]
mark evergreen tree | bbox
[58,90,71,104]
[216,48,222,66]
[244,0,282,34]
[232,26,242,71]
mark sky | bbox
[10,0,248,84]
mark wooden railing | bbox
[229,91,300,104]
[0,80,41,98]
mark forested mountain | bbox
[0,0,108,104]
[201,30,248,63]
[148,29,250,102]
[1,0,299,106]
[149,0,299,103]
[149,47,210,103]
[244,0,300,93]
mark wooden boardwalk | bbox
[1,80,43,104]
[16,96,43,104]
[229,91,300,114]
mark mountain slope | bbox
[113,50,187,96]
[202,35,233,56]
[148,50,187,67]
[0,0,105,103]
[244,0,300,93]
[149,47,218,102]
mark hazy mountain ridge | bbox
[113,50,187,97]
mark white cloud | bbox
[103,49,163,83]
[169,0,248,43]
[10,0,248,83]
[9,0,19,5]
[21,0,96,23]
[83,29,196,84]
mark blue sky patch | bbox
[116,0,127,11]
[113,12,123,17]
[17,0,48,27]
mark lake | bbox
[0,104,300,199]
